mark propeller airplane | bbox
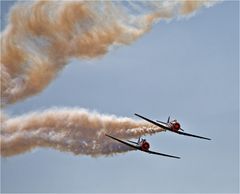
[135,113,211,141]
[105,134,180,159]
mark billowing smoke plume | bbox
[1,1,217,157]
[1,1,217,105]
[0,109,161,157]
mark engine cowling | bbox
[141,141,150,151]
[172,122,181,131]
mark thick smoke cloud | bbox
[1,109,161,157]
[0,1,216,105]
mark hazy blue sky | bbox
[1,1,239,193]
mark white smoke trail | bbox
[0,1,218,157]
[0,109,161,157]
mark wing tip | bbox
[170,155,181,159]
[166,155,181,159]
[201,136,212,141]
[105,133,112,138]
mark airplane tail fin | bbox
[137,137,141,144]
[167,116,170,123]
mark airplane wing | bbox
[127,140,138,144]
[176,131,211,140]
[135,113,169,130]
[156,120,168,125]
[145,149,180,159]
[105,134,180,159]
[135,113,211,141]
[106,134,143,150]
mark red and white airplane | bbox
[135,113,211,141]
[105,134,180,159]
